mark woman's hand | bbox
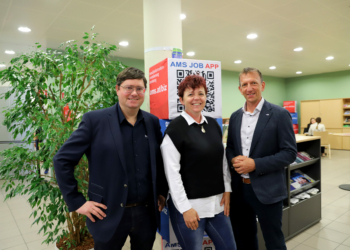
[220,192,231,216]
[183,208,200,230]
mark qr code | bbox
[175,70,215,113]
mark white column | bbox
[142,0,183,111]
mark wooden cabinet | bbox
[328,129,343,149]
[301,101,320,128]
[320,99,343,129]
[343,128,350,150]
[301,98,350,150]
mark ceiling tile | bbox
[60,1,112,22]
[73,0,128,10]
[289,8,340,28]
[181,0,239,13]
[315,0,349,6]
[271,0,325,19]
[4,6,59,32]
[117,0,143,16]
[10,0,71,14]
[240,0,299,11]
[50,16,97,33]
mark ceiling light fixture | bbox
[0,64,5,68]
[269,66,276,70]
[234,60,242,64]
[186,51,195,56]
[294,47,303,52]
[119,41,129,46]
[326,56,334,60]
[247,33,258,39]
[296,71,302,74]
[180,14,186,20]
[5,50,15,54]
[18,27,31,32]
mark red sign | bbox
[149,59,169,119]
[293,124,299,134]
[283,101,297,113]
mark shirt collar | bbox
[117,102,143,124]
[181,110,208,125]
[242,97,265,114]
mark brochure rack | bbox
[257,135,321,249]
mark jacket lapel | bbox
[235,109,243,155]
[143,112,157,181]
[107,104,127,173]
[249,101,273,155]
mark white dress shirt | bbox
[161,111,232,218]
[308,123,325,136]
[241,98,265,179]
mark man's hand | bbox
[233,157,256,175]
[76,201,107,222]
[220,192,231,216]
[231,155,247,165]
[183,208,200,230]
[158,195,166,212]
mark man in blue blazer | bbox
[226,67,297,250]
[54,67,168,250]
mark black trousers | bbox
[94,203,157,250]
[230,183,286,250]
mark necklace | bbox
[201,125,206,133]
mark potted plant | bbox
[0,26,126,249]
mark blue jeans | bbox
[168,196,237,250]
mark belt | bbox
[242,177,251,184]
[125,201,147,208]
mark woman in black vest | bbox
[161,75,236,250]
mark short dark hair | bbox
[116,67,147,88]
[239,67,263,86]
[178,75,207,98]
[316,117,321,123]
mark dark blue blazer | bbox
[53,103,167,243]
[226,100,297,205]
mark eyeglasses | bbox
[119,85,146,95]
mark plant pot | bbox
[55,243,94,250]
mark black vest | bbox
[165,115,225,199]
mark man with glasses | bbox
[54,67,168,250]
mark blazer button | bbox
[120,203,124,207]
[124,184,127,188]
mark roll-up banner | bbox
[149,58,222,120]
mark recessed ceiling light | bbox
[269,66,276,70]
[247,33,258,39]
[294,47,303,52]
[234,60,242,64]
[119,41,129,46]
[186,51,195,56]
[296,71,302,74]
[0,64,5,68]
[18,27,31,32]
[180,14,186,20]
[5,50,15,54]
[326,56,334,60]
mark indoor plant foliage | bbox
[0,27,125,249]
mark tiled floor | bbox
[1,150,350,250]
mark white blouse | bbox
[160,111,231,218]
[308,123,326,136]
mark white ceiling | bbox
[1,0,350,78]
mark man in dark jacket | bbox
[54,67,167,250]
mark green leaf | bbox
[37,45,41,48]
[82,36,89,39]
[80,45,84,50]
[83,41,90,45]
